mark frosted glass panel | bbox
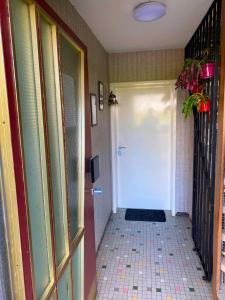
[11,1,53,298]
[40,15,69,267]
[60,35,83,239]
[58,264,72,300]
[50,291,57,300]
[72,242,83,300]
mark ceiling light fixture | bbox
[133,1,166,22]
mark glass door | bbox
[7,0,86,298]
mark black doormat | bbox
[125,209,166,222]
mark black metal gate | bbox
[185,0,221,281]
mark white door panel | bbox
[112,82,176,211]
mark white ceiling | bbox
[70,0,214,53]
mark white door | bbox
[111,81,176,212]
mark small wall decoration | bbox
[90,93,97,126]
[98,81,104,110]
[108,91,118,105]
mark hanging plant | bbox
[176,49,215,91]
[175,58,202,92]
[176,48,215,118]
[182,92,210,118]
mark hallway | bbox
[1,1,225,299]
[96,209,213,300]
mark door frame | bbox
[110,80,177,216]
[0,25,25,299]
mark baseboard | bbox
[87,276,97,300]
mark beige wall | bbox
[175,89,194,217]
[109,49,184,82]
[45,0,112,250]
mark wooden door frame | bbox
[110,80,177,216]
[212,0,225,298]
[0,22,26,299]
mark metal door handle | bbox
[118,146,127,150]
[90,188,103,195]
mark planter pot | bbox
[200,63,215,79]
[198,99,210,113]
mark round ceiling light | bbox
[133,1,166,22]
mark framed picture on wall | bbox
[90,93,98,126]
[98,81,104,111]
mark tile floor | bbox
[219,290,225,299]
[96,209,213,299]
[219,284,225,300]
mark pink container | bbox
[200,63,215,79]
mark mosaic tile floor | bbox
[96,209,213,300]
[219,286,225,300]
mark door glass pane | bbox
[10,1,53,298]
[40,14,69,268]
[58,264,72,300]
[59,34,84,240]
[0,168,12,300]
[72,241,83,300]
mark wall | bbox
[175,89,194,217]
[109,49,184,82]
[109,49,194,218]
[45,0,112,250]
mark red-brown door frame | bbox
[0,0,96,299]
[0,1,35,298]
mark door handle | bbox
[118,146,127,157]
[90,188,103,196]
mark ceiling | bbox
[70,0,214,53]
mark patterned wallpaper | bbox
[109,49,184,82]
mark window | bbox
[59,34,84,241]
[40,13,69,271]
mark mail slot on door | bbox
[90,155,100,183]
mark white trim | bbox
[111,80,176,89]
[110,80,177,216]
[171,88,177,217]
[110,105,119,213]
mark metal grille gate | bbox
[185,0,221,281]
